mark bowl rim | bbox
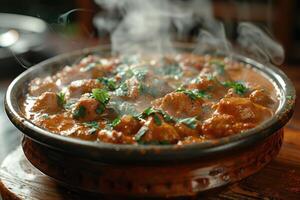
[4,44,296,163]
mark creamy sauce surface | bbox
[22,54,279,145]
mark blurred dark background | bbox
[0,0,300,161]
[0,0,299,65]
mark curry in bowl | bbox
[22,54,278,145]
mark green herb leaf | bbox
[176,88,210,100]
[96,104,105,114]
[195,90,211,99]
[92,88,110,104]
[153,114,162,126]
[134,125,149,142]
[111,116,121,128]
[97,77,117,91]
[223,81,248,95]
[158,109,176,123]
[41,114,50,119]
[57,92,66,107]
[83,121,99,134]
[73,106,86,119]
[115,82,128,96]
[132,67,148,81]
[178,117,198,129]
[136,107,155,119]
[136,107,176,125]
[143,107,157,116]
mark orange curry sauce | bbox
[22,54,279,145]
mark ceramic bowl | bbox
[5,45,295,197]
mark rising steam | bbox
[237,22,284,65]
[94,0,285,65]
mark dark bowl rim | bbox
[4,44,296,163]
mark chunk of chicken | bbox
[178,136,205,145]
[174,123,201,138]
[32,92,60,113]
[215,97,273,123]
[187,77,216,91]
[202,114,255,138]
[97,130,135,144]
[73,97,100,121]
[114,115,142,135]
[67,79,103,97]
[153,92,203,118]
[139,116,180,144]
[187,77,226,99]
[249,89,274,107]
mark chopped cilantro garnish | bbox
[178,117,198,129]
[111,116,121,128]
[83,121,99,128]
[134,125,149,142]
[196,90,211,99]
[158,109,176,123]
[176,88,210,100]
[91,88,110,104]
[56,92,66,107]
[136,107,176,126]
[97,77,117,91]
[142,107,157,116]
[223,81,248,95]
[96,104,105,114]
[73,106,86,119]
[89,89,111,115]
[115,82,128,96]
[134,106,199,134]
[137,107,162,126]
[41,114,50,119]
[132,67,148,81]
[83,121,99,134]
[153,114,162,126]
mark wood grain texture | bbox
[1,128,300,200]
